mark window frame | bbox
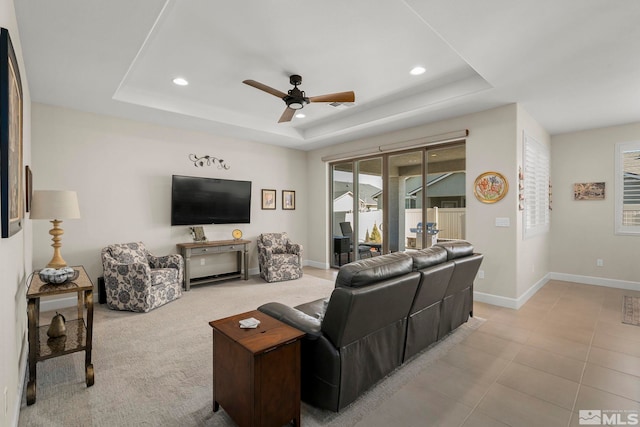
[523,131,550,239]
[615,141,640,235]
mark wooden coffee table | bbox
[209,310,305,427]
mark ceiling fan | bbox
[243,74,355,123]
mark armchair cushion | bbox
[108,242,148,264]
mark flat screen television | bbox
[171,175,252,225]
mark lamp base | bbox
[46,219,68,268]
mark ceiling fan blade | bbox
[243,80,287,99]
[308,91,355,103]
[278,107,296,123]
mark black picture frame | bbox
[282,190,295,210]
[25,165,32,212]
[1,28,23,238]
[261,189,276,210]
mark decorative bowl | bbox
[38,267,78,284]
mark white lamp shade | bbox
[30,190,81,220]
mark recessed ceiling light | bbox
[172,77,189,86]
[410,66,426,76]
[295,113,306,118]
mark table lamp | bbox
[30,190,81,268]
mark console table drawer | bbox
[216,245,241,253]
[191,247,219,255]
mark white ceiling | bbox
[14,0,640,151]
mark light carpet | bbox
[19,274,483,427]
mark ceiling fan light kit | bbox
[243,74,355,123]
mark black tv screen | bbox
[171,175,252,225]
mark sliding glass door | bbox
[330,142,465,266]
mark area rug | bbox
[622,295,640,326]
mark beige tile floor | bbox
[306,268,640,427]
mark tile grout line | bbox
[566,291,605,427]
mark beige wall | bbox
[0,0,32,424]
[307,104,543,303]
[31,103,309,289]
[551,122,640,286]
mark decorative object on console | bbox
[190,226,207,242]
[1,28,24,238]
[30,190,81,268]
[232,229,243,240]
[282,190,295,210]
[474,171,508,203]
[573,182,605,200]
[261,189,276,210]
[189,154,230,169]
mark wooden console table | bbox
[177,239,250,291]
[209,310,305,427]
[26,265,94,405]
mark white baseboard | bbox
[14,336,28,427]
[249,261,330,277]
[474,275,549,310]
[475,272,640,310]
[304,259,330,269]
[473,291,520,309]
[548,272,640,291]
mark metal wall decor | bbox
[518,166,525,210]
[189,154,230,169]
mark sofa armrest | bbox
[258,302,321,339]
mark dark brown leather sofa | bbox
[258,240,483,412]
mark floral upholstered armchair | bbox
[101,242,184,312]
[257,232,303,282]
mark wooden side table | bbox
[209,310,305,427]
[26,265,94,405]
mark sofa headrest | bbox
[336,252,413,288]
[409,246,448,270]
[434,240,474,260]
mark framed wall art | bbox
[1,28,23,238]
[25,165,32,212]
[261,189,276,210]
[474,171,508,204]
[282,190,295,210]
[573,182,605,200]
